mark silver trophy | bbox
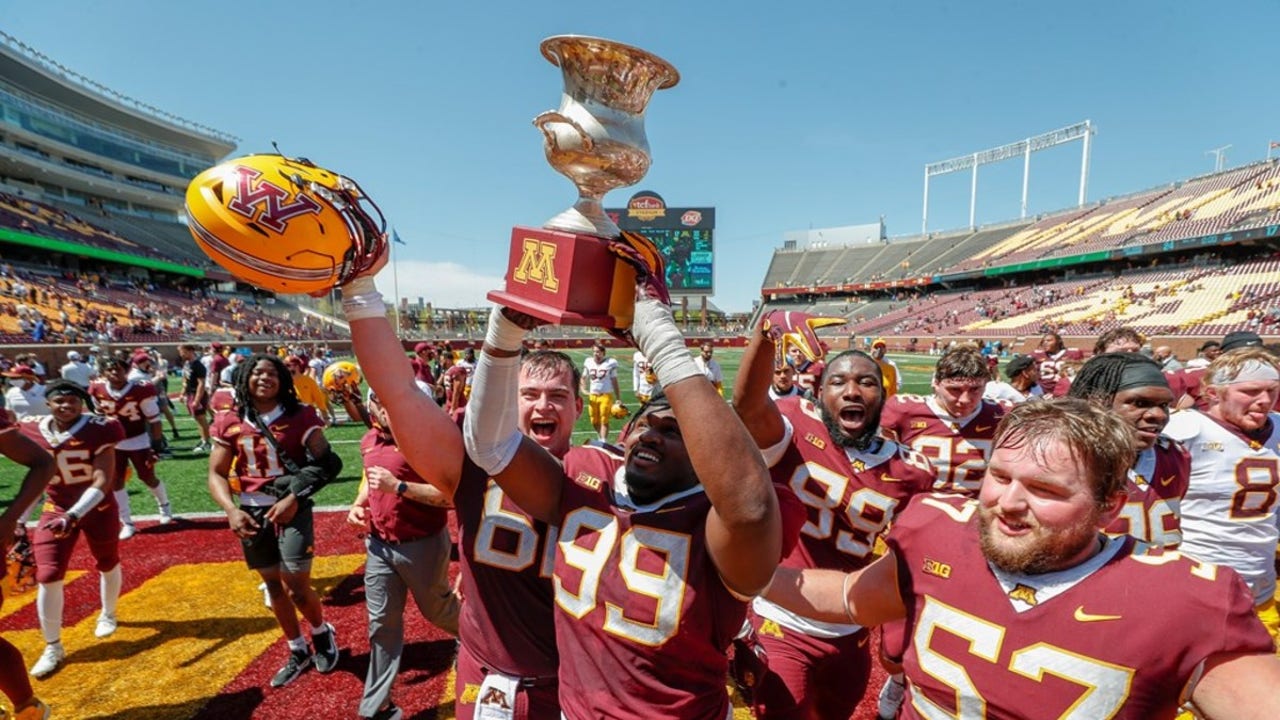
[533,35,679,238]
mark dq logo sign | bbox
[226,166,323,233]
[512,238,559,292]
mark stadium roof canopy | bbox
[0,36,236,159]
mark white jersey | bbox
[694,356,723,385]
[1163,409,1280,604]
[583,356,619,396]
[632,351,654,399]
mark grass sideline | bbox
[0,350,951,519]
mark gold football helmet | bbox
[322,360,362,393]
[185,154,386,294]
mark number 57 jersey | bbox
[888,494,1274,719]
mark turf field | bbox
[0,351,944,520]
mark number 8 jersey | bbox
[1162,408,1280,605]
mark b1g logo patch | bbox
[922,558,951,579]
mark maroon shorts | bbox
[184,394,208,417]
[34,501,121,584]
[115,447,158,487]
[749,614,872,720]
[453,641,559,720]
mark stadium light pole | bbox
[1206,145,1231,172]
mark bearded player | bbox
[0,406,53,718]
[1068,352,1190,548]
[89,355,172,539]
[1163,346,1280,644]
[20,380,125,679]
[874,345,1007,718]
[881,346,1007,496]
[733,314,935,720]
[767,398,1280,719]
[465,293,798,720]
[343,273,587,718]
[1032,331,1084,397]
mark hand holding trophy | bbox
[488,36,679,330]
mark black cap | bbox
[1198,340,1221,353]
[1005,354,1035,379]
[1221,331,1263,352]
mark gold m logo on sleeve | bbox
[512,238,560,291]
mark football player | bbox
[207,354,344,689]
[766,398,1280,718]
[343,271,584,719]
[129,350,180,440]
[869,339,900,398]
[876,345,1007,717]
[768,362,802,401]
[1031,331,1083,397]
[1163,346,1280,644]
[465,295,799,719]
[632,350,655,404]
[0,405,53,718]
[89,355,172,539]
[1068,352,1189,548]
[443,348,476,427]
[881,346,1007,496]
[20,380,125,679]
[346,388,460,719]
[581,342,620,441]
[732,314,935,720]
[693,342,724,395]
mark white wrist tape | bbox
[485,306,529,353]
[341,276,387,321]
[463,349,524,476]
[67,487,105,519]
[632,299,700,388]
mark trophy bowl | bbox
[488,36,678,328]
[535,35,679,238]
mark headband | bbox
[1114,362,1170,392]
[1213,360,1280,386]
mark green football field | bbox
[0,351,947,520]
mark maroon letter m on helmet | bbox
[226,166,323,233]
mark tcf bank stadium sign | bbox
[605,191,716,293]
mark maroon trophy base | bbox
[487,226,637,328]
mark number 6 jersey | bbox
[888,493,1274,719]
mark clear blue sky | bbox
[7,1,1279,312]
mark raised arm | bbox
[732,316,787,448]
[632,297,781,596]
[463,307,567,523]
[762,552,906,629]
[341,274,462,496]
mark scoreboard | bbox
[606,191,715,294]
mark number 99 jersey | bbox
[888,493,1274,719]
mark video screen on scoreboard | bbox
[645,228,713,291]
[608,191,715,294]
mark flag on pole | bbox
[1271,141,1280,149]
[392,228,406,245]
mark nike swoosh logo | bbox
[880,476,904,483]
[1159,476,1175,487]
[1073,606,1122,623]
[974,425,992,432]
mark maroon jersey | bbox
[444,363,472,412]
[411,356,436,387]
[210,386,238,415]
[20,414,123,510]
[889,494,1273,719]
[794,359,825,395]
[1032,347,1084,396]
[453,455,561,680]
[210,405,324,495]
[1173,367,1209,411]
[1105,436,1191,548]
[554,444,746,720]
[771,397,936,575]
[880,394,1006,495]
[360,428,447,542]
[89,379,159,439]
